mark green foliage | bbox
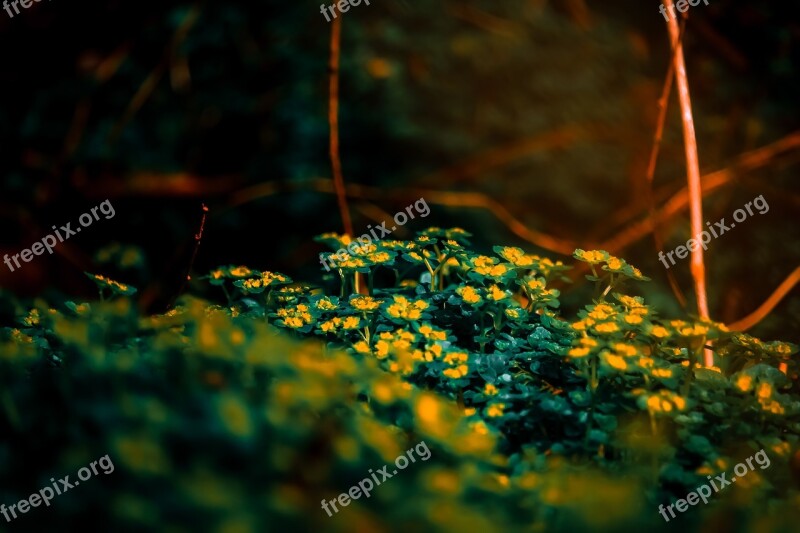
[2,229,799,531]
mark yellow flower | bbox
[604,354,628,371]
[572,320,590,331]
[605,257,624,272]
[672,395,686,410]
[486,404,505,417]
[490,264,508,276]
[284,317,304,329]
[594,322,619,334]
[243,278,263,290]
[342,316,361,330]
[230,266,253,278]
[383,295,428,320]
[588,304,615,320]
[568,347,590,358]
[526,279,545,291]
[367,251,392,264]
[471,256,508,277]
[735,374,753,392]
[428,344,443,358]
[375,340,390,359]
[315,298,337,311]
[497,246,535,267]
[484,383,498,395]
[763,400,784,415]
[487,285,508,301]
[757,382,772,399]
[624,314,643,325]
[652,368,673,378]
[353,341,371,354]
[505,308,522,320]
[650,325,669,338]
[638,357,655,369]
[444,351,468,365]
[457,286,482,305]
[471,421,490,435]
[350,295,382,312]
[392,339,411,350]
[614,343,637,357]
[575,249,607,264]
[443,365,469,379]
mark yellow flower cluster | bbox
[496,247,535,267]
[456,285,482,305]
[669,320,709,337]
[319,315,361,333]
[504,308,523,320]
[324,252,367,270]
[643,390,687,413]
[588,304,615,321]
[602,352,628,371]
[367,251,393,265]
[417,324,447,341]
[314,297,338,311]
[385,295,429,320]
[649,325,670,338]
[567,337,597,359]
[486,404,505,417]
[369,329,419,361]
[467,255,507,278]
[574,249,608,264]
[486,285,509,302]
[88,273,135,294]
[734,375,786,415]
[442,351,469,379]
[276,304,314,329]
[381,240,417,251]
[350,295,383,312]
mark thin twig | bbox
[328,14,354,237]
[664,1,711,367]
[727,266,800,332]
[170,203,208,309]
[645,18,688,309]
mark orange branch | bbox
[664,1,710,337]
[328,14,354,237]
[644,18,687,309]
[727,267,800,332]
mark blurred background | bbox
[0,0,798,340]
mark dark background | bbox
[1,0,798,341]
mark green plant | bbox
[2,228,799,531]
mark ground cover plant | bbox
[2,228,799,531]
